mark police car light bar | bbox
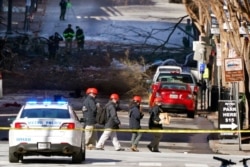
[26,100,68,105]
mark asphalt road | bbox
[0,98,214,155]
[40,0,188,47]
[0,141,249,167]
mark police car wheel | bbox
[82,148,86,161]
[72,148,83,163]
[9,148,19,163]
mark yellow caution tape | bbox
[1,127,250,133]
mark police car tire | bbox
[72,147,83,163]
[82,149,86,161]
[9,148,19,163]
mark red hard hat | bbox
[133,96,142,103]
[86,88,91,94]
[87,88,98,94]
[110,93,119,100]
[154,97,162,103]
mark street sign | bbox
[193,42,205,61]
[224,58,244,82]
[220,123,237,130]
[218,100,238,138]
[199,63,205,74]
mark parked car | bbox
[152,65,182,82]
[8,100,85,163]
[149,82,196,118]
[155,71,199,94]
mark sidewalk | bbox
[207,112,250,155]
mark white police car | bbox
[8,100,85,163]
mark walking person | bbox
[63,24,75,53]
[59,0,67,20]
[83,88,98,150]
[129,96,144,152]
[75,26,85,51]
[95,93,125,151]
[147,97,163,152]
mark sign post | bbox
[220,57,244,150]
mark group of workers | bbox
[48,24,85,58]
[82,87,165,152]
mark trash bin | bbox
[210,85,219,112]
[239,93,246,130]
[221,87,231,100]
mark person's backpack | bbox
[96,105,108,125]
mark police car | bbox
[8,100,85,163]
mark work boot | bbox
[131,145,139,152]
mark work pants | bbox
[131,131,142,147]
[149,132,163,151]
[85,125,97,147]
[96,128,121,150]
[65,39,72,52]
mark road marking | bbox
[185,164,209,167]
[139,162,162,166]
[92,162,116,165]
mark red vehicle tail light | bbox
[61,123,75,129]
[14,122,28,129]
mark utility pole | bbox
[0,0,3,12]
[6,0,13,34]
[24,0,31,32]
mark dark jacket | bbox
[129,102,144,129]
[59,0,67,9]
[83,95,97,125]
[104,101,120,129]
[148,105,163,129]
[49,33,63,50]
[76,28,84,42]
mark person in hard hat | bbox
[82,87,98,150]
[129,95,144,152]
[147,97,163,152]
[95,93,125,151]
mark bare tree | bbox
[183,0,250,128]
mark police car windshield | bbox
[20,109,70,119]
